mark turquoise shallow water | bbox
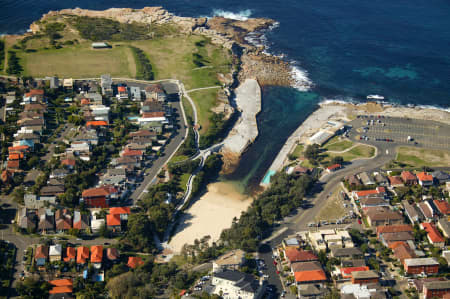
[2,0,449,190]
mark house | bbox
[99,168,127,186]
[106,213,121,232]
[291,261,323,274]
[117,86,129,100]
[86,120,108,129]
[73,211,90,231]
[403,258,439,275]
[49,244,62,262]
[401,171,417,185]
[402,200,423,223]
[90,210,105,233]
[418,202,435,220]
[212,249,246,273]
[294,269,327,285]
[128,129,157,144]
[374,172,389,186]
[90,105,110,122]
[40,185,65,197]
[365,207,404,227]
[330,247,364,260]
[116,156,141,169]
[121,148,144,160]
[393,243,416,263]
[376,224,413,237]
[101,74,113,96]
[327,164,342,173]
[284,248,318,266]
[24,194,56,209]
[212,270,265,299]
[288,165,310,177]
[421,222,445,248]
[145,84,166,101]
[38,208,55,234]
[106,248,120,262]
[90,245,103,269]
[35,245,49,266]
[308,232,327,251]
[55,209,72,233]
[74,129,98,145]
[340,266,370,279]
[77,246,90,264]
[299,284,324,298]
[81,185,119,208]
[63,78,73,90]
[358,172,375,186]
[346,174,361,187]
[437,218,450,238]
[49,76,59,89]
[431,170,450,184]
[64,247,76,262]
[49,279,73,297]
[50,168,69,180]
[61,158,76,170]
[423,281,450,299]
[352,187,387,201]
[360,198,390,208]
[350,270,379,285]
[283,237,300,249]
[417,172,434,187]
[127,256,144,269]
[130,86,142,101]
[376,225,414,246]
[388,176,404,188]
[18,207,37,231]
[341,284,386,299]
[433,200,450,216]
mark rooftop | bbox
[404,257,439,267]
[294,270,327,283]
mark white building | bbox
[212,270,265,299]
[341,284,381,299]
[90,210,105,233]
[49,244,62,262]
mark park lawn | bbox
[291,144,304,159]
[170,155,189,164]
[130,36,231,90]
[17,43,136,78]
[179,173,191,193]
[325,144,375,163]
[395,146,450,167]
[181,96,195,125]
[188,88,219,134]
[324,139,354,152]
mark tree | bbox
[304,144,321,164]
[330,156,344,165]
[11,186,25,204]
[16,278,51,299]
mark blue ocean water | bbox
[2,0,450,188]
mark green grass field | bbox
[395,146,450,168]
[188,88,219,134]
[17,43,136,78]
[324,139,354,152]
[291,144,304,159]
[178,173,191,192]
[325,144,375,162]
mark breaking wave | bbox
[211,9,253,21]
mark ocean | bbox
[2,0,450,189]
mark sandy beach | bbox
[168,182,253,253]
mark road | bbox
[42,123,75,162]
[256,143,396,297]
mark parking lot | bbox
[348,115,450,150]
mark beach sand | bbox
[168,182,253,253]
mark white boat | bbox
[367,94,385,100]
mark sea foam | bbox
[289,64,313,92]
[211,9,253,21]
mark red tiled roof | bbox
[417,172,433,182]
[377,224,413,236]
[118,86,126,92]
[77,246,89,264]
[9,153,24,160]
[62,159,76,166]
[49,286,73,294]
[8,145,30,152]
[50,279,73,287]
[35,245,48,259]
[389,241,408,250]
[107,248,120,261]
[393,244,416,261]
[355,189,379,197]
[142,111,165,118]
[388,176,404,185]
[80,98,90,105]
[82,185,118,198]
[86,120,108,127]
[122,148,143,157]
[401,171,417,182]
[25,89,44,97]
[110,207,131,215]
[294,270,327,283]
[433,200,449,215]
[341,266,370,278]
[327,164,341,170]
[285,248,318,263]
[7,160,20,169]
[90,245,103,263]
[64,247,76,262]
[107,213,121,226]
[421,222,444,243]
[127,256,144,269]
